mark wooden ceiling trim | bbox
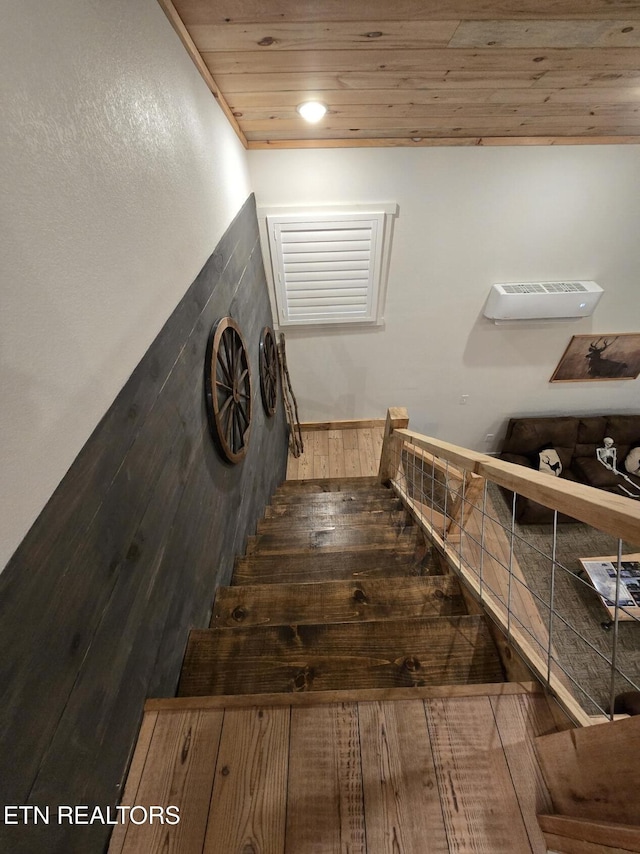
[173,1,640,25]
[157,0,248,147]
[246,136,640,149]
[203,48,640,75]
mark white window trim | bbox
[258,203,398,330]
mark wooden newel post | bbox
[378,407,409,485]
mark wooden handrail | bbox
[394,427,640,545]
[378,409,640,728]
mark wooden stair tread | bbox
[212,576,467,628]
[276,476,380,493]
[246,524,416,556]
[265,496,401,516]
[256,509,409,533]
[177,615,505,697]
[232,546,438,585]
[271,490,391,506]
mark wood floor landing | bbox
[109,688,556,854]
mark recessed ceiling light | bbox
[296,101,328,123]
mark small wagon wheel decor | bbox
[204,316,252,464]
[259,326,279,417]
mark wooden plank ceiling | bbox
[161,0,640,148]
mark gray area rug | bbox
[486,484,640,715]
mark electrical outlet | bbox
[485,433,495,442]
[460,394,469,405]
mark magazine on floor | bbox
[579,559,640,608]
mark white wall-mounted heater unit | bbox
[484,281,603,322]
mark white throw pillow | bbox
[538,448,562,477]
[625,446,640,476]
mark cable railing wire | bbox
[388,431,638,721]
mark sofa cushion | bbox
[575,416,608,458]
[577,416,608,444]
[502,417,579,455]
[574,456,630,489]
[605,415,640,446]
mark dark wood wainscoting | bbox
[0,194,288,853]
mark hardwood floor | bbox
[287,424,384,480]
[110,689,556,854]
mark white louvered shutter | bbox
[267,212,386,326]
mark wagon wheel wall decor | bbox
[259,326,279,417]
[205,317,252,464]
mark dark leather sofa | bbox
[498,414,640,523]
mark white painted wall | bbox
[249,146,640,450]
[0,0,251,570]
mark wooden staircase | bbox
[110,475,578,854]
[177,477,505,698]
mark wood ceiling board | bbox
[449,20,640,48]
[173,1,640,25]
[215,71,550,93]
[188,20,461,51]
[246,136,640,148]
[228,87,640,108]
[532,70,640,86]
[233,103,640,121]
[242,114,640,133]
[164,1,640,146]
[228,89,517,108]
[215,70,640,93]
[203,47,640,75]
[243,122,640,141]
[493,87,640,102]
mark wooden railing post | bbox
[535,716,640,829]
[378,407,409,485]
[446,470,486,542]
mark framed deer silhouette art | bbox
[550,333,640,382]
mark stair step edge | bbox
[147,681,542,712]
[195,612,488,634]
[256,512,410,532]
[278,476,380,489]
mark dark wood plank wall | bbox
[0,194,288,854]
